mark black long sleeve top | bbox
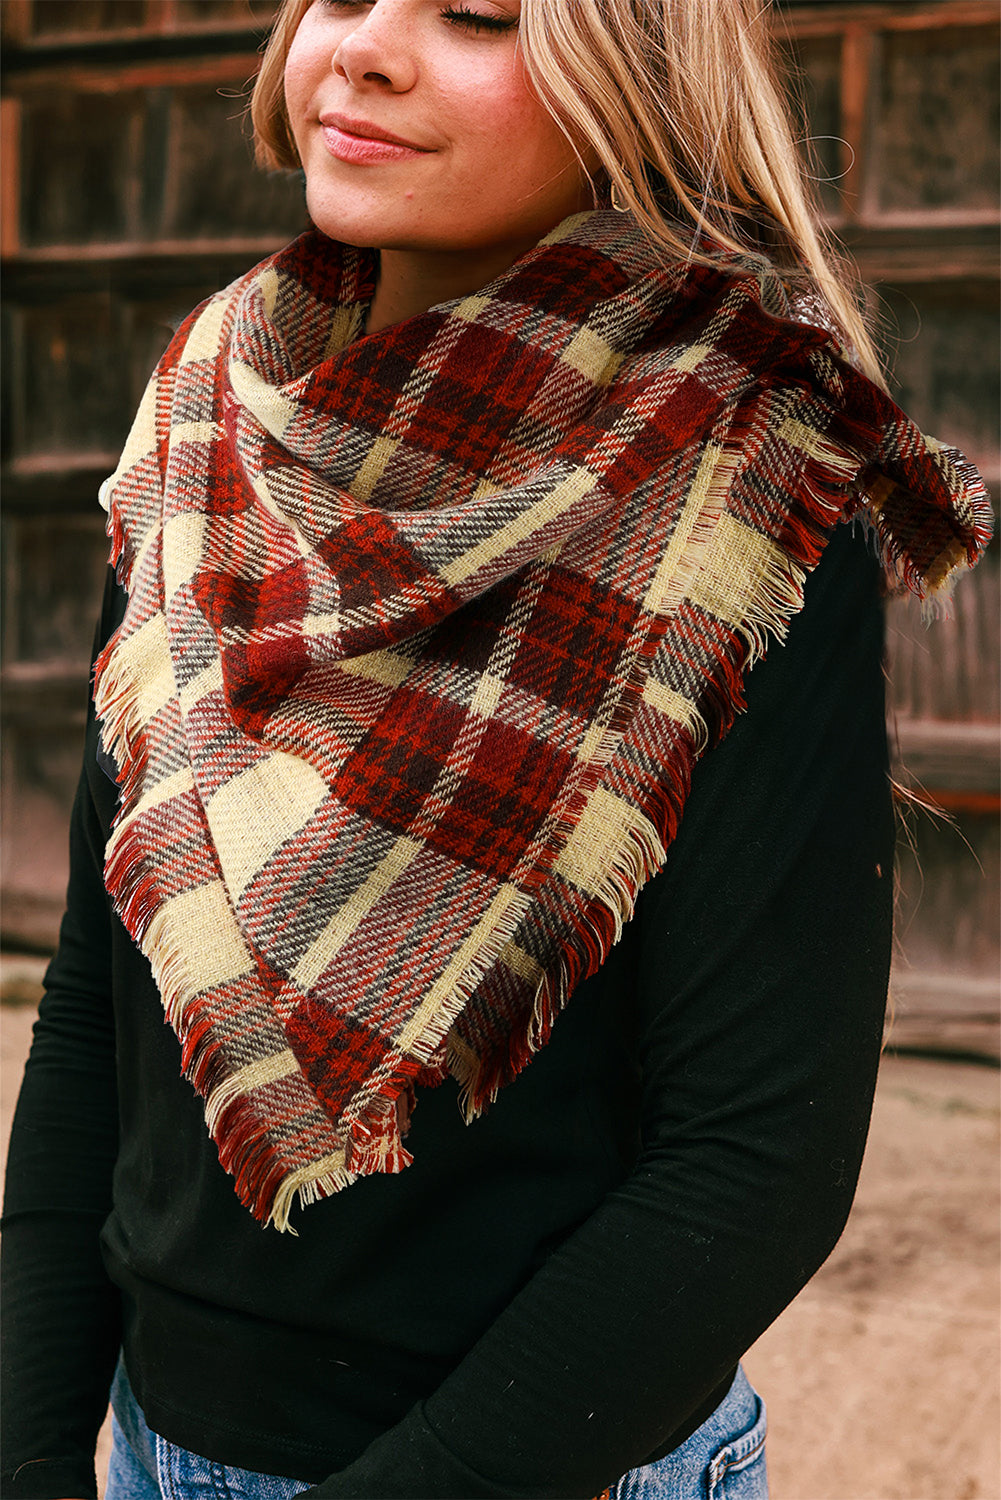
[2,522,894,1500]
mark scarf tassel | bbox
[93,637,152,811]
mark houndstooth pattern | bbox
[94,210,991,1228]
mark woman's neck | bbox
[365,240,540,335]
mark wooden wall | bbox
[777,2,999,1050]
[2,1,998,1050]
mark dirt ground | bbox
[3,992,998,1500]
[743,1052,1000,1500]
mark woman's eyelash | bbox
[440,5,517,32]
[316,1,516,32]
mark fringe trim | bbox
[346,1091,415,1178]
[863,446,993,605]
[93,638,151,817]
[269,1162,355,1236]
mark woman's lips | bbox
[320,121,430,165]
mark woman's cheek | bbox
[282,59,312,141]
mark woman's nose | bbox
[332,3,419,93]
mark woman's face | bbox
[283,0,595,261]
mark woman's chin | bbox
[303,177,424,252]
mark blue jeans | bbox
[107,1358,766,1499]
[604,1367,767,1499]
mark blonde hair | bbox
[251,0,882,382]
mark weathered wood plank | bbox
[1,98,21,258]
[781,3,998,38]
[891,721,1001,794]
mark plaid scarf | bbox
[94,211,990,1229]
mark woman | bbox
[2,1,990,1497]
